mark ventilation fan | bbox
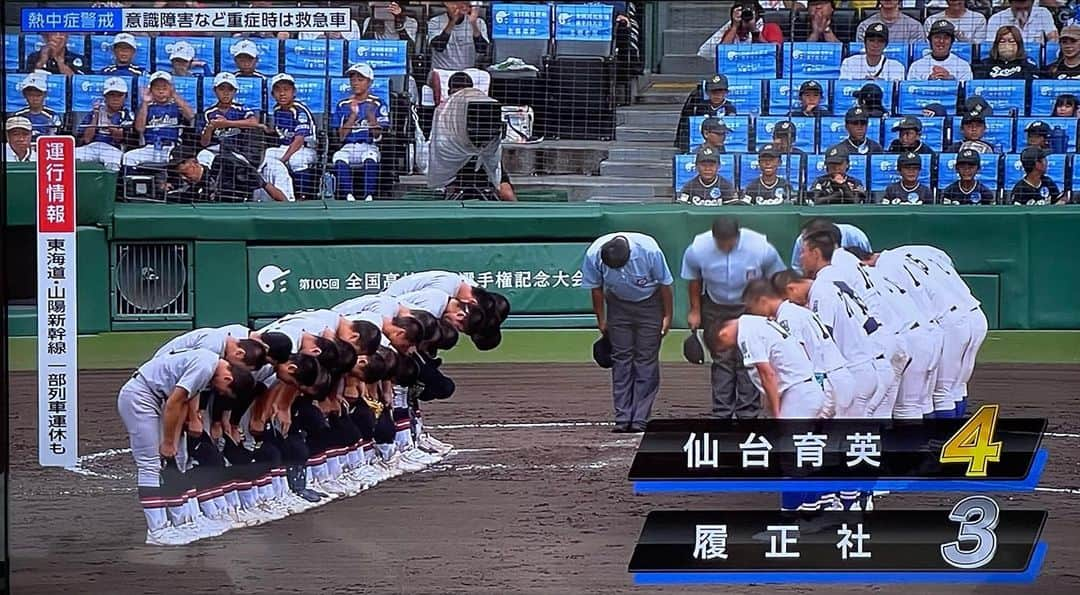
[114,243,189,317]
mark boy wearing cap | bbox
[264,73,319,199]
[826,107,884,157]
[198,72,259,153]
[770,121,806,156]
[946,110,996,153]
[677,147,738,206]
[332,63,390,201]
[1023,121,1051,151]
[888,117,935,154]
[810,149,867,204]
[882,151,932,205]
[4,117,35,162]
[100,33,145,76]
[907,20,973,81]
[793,81,830,117]
[700,117,729,153]
[230,40,268,80]
[941,149,996,205]
[26,32,90,75]
[1009,147,1065,205]
[840,23,906,80]
[166,41,211,78]
[74,76,134,171]
[854,84,888,117]
[742,144,796,205]
[924,0,987,43]
[701,75,737,118]
[124,71,195,168]
[1048,26,1080,79]
[13,73,63,140]
[856,0,925,43]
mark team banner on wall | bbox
[36,135,78,468]
[248,243,590,316]
[21,7,352,33]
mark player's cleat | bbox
[295,488,324,503]
[403,447,439,466]
[145,526,195,546]
[418,434,454,455]
[390,451,426,473]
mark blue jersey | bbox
[143,100,183,145]
[334,95,390,145]
[13,107,63,139]
[100,63,144,76]
[198,102,255,143]
[77,108,134,147]
[270,102,316,147]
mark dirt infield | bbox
[8,363,1080,595]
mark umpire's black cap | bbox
[593,334,613,369]
[683,330,706,365]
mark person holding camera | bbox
[697,2,783,60]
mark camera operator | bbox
[697,2,783,59]
[168,149,289,203]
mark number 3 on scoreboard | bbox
[939,405,1003,477]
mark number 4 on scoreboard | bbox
[940,405,1004,477]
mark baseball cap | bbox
[864,22,889,43]
[824,147,848,164]
[103,76,129,95]
[759,143,780,159]
[5,116,32,132]
[799,80,823,95]
[346,62,375,79]
[682,330,705,365]
[922,103,948,117]
[897,151,922,169]
[18,72,48,92]
[956,148,981,166]
[168,41,196,62]
[855,83,883,102]
[701,117,729,135]
[592,335,613,369]
[213,72,239,89]
[964,96,993,118]
[696,146,720,164]
[230,39,259,58]
[148,70,173,85]
[845,106,869,123]
[1025,120,1051,136]
[1061,25,1080,41]
[270,73,296,88]
[961,111,986,124]
[928,19,956,39]
[705,74,729,92]
[892,116,922,132]
[1020,146,1049,169]
[112,33,137,48]
[772,120,796,138]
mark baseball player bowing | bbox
[581,232,674,433]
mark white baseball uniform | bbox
[259,308,341,354]
[383,270,473,298]
[392,288,452,317]
[776,300,856,419]
[153,324,250,359]
[738,314,827,418]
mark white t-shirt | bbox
[738,314,816,395]
[839,54,907,81]
[135,348,219,404]
[776,300,849,374]
[384,270,471,298]
[924,10,989,43]
[809,265,881,366]
[907,53,974,81]
[154,324,249,359]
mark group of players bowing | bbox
[117,270,509,546]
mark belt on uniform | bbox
[798,377,814,385]
[131,370,142,380]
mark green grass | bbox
[7,329,1080,371]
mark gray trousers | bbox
[118,375,165,489]
[606,291,663,426]
[701,298,760,419]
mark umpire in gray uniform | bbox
[581,232,674,433]
[681,217,785,418]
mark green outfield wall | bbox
[5,165,1080,334]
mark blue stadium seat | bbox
[897,80,959,114]
[847,42,910,67]
[819,116,883,150]
[782,42,843,78]
[267,76,328,116]
[157,75,199,112]
[755,116,816,152]
[673,152,738,192]
[738,153,803,190]
[490,3,553,67]
[1014,117,1078,151]
[154,37,217,73]
[4,73,67,114]
[1043,42,1060,68]
[950,116,1015,153]
[868,153,932,193]
[806,153,869,189]
[5,34,20,73]
[346,39,408,93]
[25,34,87,63]
[768,79,831,116]
[90,34,151,73]
[1031,80,1080,116]
[283,39,346,77]
[911,42,974,64]
[200,76,264,112]
[71,74,137,112]
[976,42,993,62]
[219,38,281,74]
[688,115,751,152]
[1002,152,1067,191]
[553,3,613,57]
[937,152,1001,192]
[832,80,894,114]
[884,116,945,151]
[964,80,1027,116]
[715,44,778,78]
[329,77,391,115]
[713,77,764,115]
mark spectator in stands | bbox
[946,110,997,153]
[882,151,932,204]
[230,40,268,80]
[827,106,883,157]
[197,72,259,153]
[13,73,63,140]
[4,117,35,163]
[1053,93,1079,116]
[925,0,988,43]
[770,120,806,156]
[855,83,888,116]
[697,1,783,59]
[856,0,925,43]
[172,150,290,203]
[1009,146,1064,204]
[840,23,906,80]
[333,63,389,201]
[805,0,842,42]
[676,147,738,205]
[792,80,830,117]
[264,73,319,200]
[1045,25,1080,78]
[986,0,1059,46]
[888,116,936,154]
[810,148,867,204]
[361,1,419,46]
[703,75,738,117]
[1023,120,1051,150]
[907,20,973,81]
[941,149,997,204]
[428,1,490,71]
[74,76,133,171]
[124,71,195,168]
[26,33,90,75]
[975,25,1039,79]
[742,144,796,205]
[700,118,729,153]
[100,33,145,76]
[165,41,203,77]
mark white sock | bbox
[224,490,240,511]
[238,487,257,510]
[273,475,287,498]
[374,443,395,461]
[327,456,343,479]
[394,428,412,450]
[258,482,273,502]
[144,506,170,532]
[212,495,228,516]
[347,448,361,469]
[362,444,375,465]
[167,503,188,526]
[314,462,330,482]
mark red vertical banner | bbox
[36,135,76,234]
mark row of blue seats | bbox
[673,152,1072,196]
[698,78,1080,118]
[4,72,392,117]
[714,42,1068,79]
[686,115,1080,155]
[3,34,409,79]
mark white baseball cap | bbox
[18,72,48,92]
[269,73,295,88]
[6,116,32,132]
[148,71,173,84]
[346,62,374,79]
[112,33,137,48]
[168,41,195,62]
[103,76,129,95]
[213,72,239,89]
[230,39,259,58]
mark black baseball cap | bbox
[897,151,921,169]
[772,120,796,138]
[961,111,985,125]
[701,117,729,135]
[799,80,823,95]
[759,143,780,159]
[705,74,729,92]
[592,334,613,368]
[1025,120,1051,136]
[824,148,848,164]
[855,83,883,101]
[1020,146,1049,170]
[964,96,993,118]
[892,116,922,132]
[845,106,869,123]
[696,146,721,164]
[864,22,889,43]
[928,19,956,39]
[922,103,948,117]
[956,148,980,166]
